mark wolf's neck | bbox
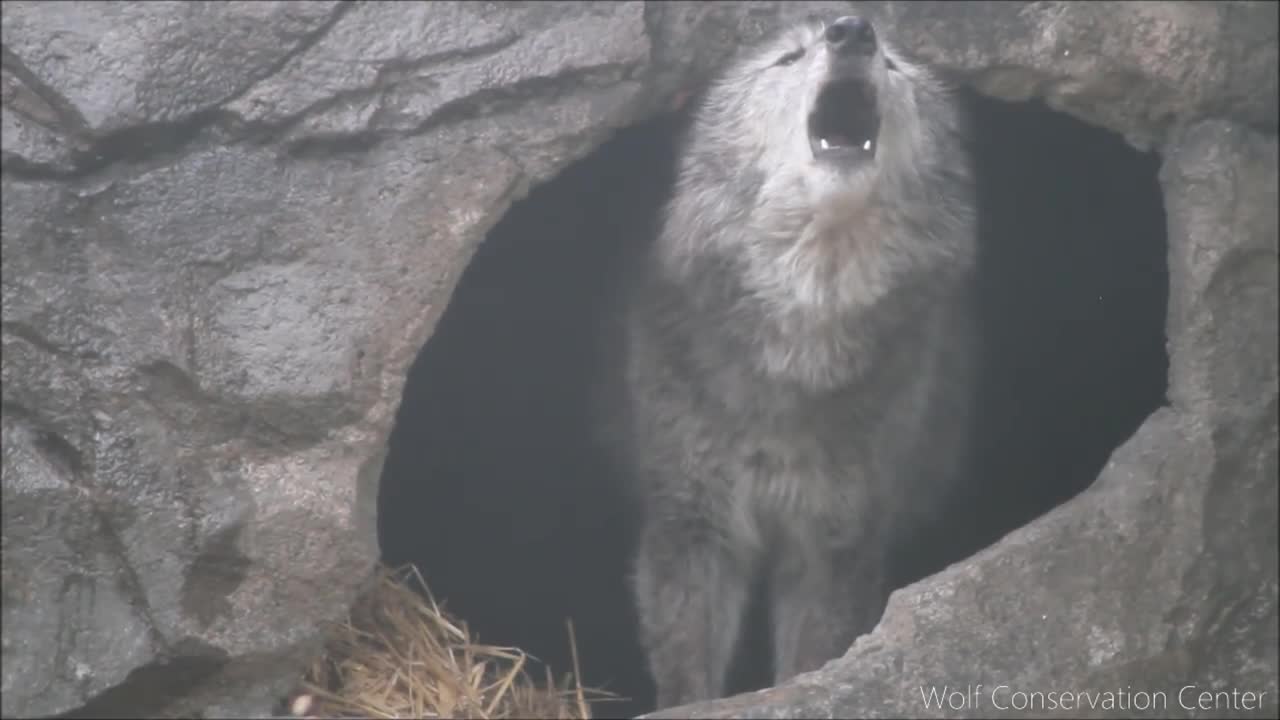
[652,229,934,396]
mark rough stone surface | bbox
[1,1,1276,718]
[870,1,1279,151]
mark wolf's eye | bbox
[774,49,805,67]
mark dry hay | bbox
[289,564,618,719]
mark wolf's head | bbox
[683,15,965,209]
[656,16,977,388]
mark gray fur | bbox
[600,17,979,710]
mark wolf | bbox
[602,15,980,709]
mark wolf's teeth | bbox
[820,138,831,150]
[863,139,872,151]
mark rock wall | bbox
[1,2,1275,718]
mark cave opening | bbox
[893,92,1171,592]
[375,92,1169,718]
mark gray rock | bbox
[1,1,1275,718]
[0,1,343,135]
[869,1,1279,151]
[2,68,83,173]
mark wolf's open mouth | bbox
[808,78,880,162]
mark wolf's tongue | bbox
[824,133,854,147]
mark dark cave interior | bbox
[376,91,1171,718]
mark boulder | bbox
[2,1,1275,717]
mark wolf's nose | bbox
[825,16,876,56]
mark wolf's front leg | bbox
[770,541,888,685]
[632,516,752,710]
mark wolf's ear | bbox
[668,80,712,125]
[936,81,981,159]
